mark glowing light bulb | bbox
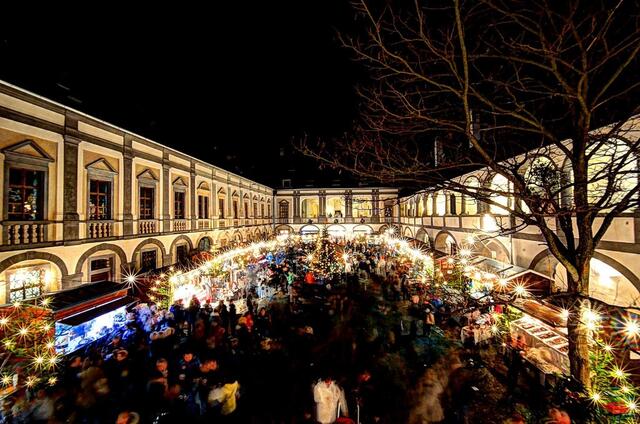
[1,375,11,386]
[624,318,639,337]
[561,309,569,319]
[460,248,471,257]
[513,284,528,297]
[590,392,602,403]
[466,235,475,244]
[0,317,9,326]
[18,327,29,336]
[48,377,57,386]
[603,344,613,352]
[12,301,21,308]
[41,297,50,307]
[491,325,499,334]
[611,367,627,379]
[627,400,637,412]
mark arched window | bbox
[489,174,511,215]
[587,138,636,208]
[198,237,212,251]
[523,156,561,213]
[464,177,480,215]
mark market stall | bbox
[509,299,569,379]
[41,281,137,355]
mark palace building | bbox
[0,79,638,311]
[0,81,398,304]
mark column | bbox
[190,161,197,230]
[345,190,353,222]
[293,190,301,223]
[318,190,327,223]
[372,189,380,223]
[445,192,451,215]
[162,151,171,232]
[122,136,134,235]
[63,129,80,242]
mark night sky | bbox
[0,2,362,188]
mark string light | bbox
[624,318,640,337]
[513,283,528,297]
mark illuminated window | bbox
[89,180,112,220]
[139,186,154,219]
[8,266,48,301]
[174,192,185,219]
[198,195,209,219]
[141,250,157,273]
[7,168,45,221]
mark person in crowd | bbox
[148,358,170,390]
[208,373,241,421]
[176,349,200,386]
[504,413,526,424]
[228,302,238,334]
[254,307,272,339]
[115,410,140,424]
[29,389,54,424]
[313,375,349,424]
[547,408,571,424]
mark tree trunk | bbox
[566,261,592,390]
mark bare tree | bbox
[300,0,640,388]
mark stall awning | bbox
[58,296,137,326]
[470,257,553,295]
[511,298,567,328]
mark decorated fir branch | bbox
[0,297,59,391]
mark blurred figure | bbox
[313,376,348,424]
[547,408,571,424]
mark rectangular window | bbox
[261,204,265,217]
[89,179,111,220]
[8,266,46,302]
[139,187,154,219]
[90,257,112,282]
[279,202,289,219]
[7,168,45,221]
[218,198,225,219]
[174,191,185,219]
[233,200,238,219]
[198,195,209,219]
[253,203,257,218]
[267,203,271,217]
[141,250,157,273]
[244,203,249,218]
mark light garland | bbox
[0,298,57,391]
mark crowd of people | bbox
[0,237,574,423]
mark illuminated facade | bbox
[2,78,637,310]
[0,81,274,303]
[397,121,640,308]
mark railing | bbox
[197,219,211,230]
[218,218,226,229]
[173,219,187,231]
[139,219,157,234]
[88,220,114,239]
[4,221,46,245]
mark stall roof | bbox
[39,281,128,312]
[511,299,567,327]
[470,257,551,281]
[57,296,137,326]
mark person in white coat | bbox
[313,377,348,424]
